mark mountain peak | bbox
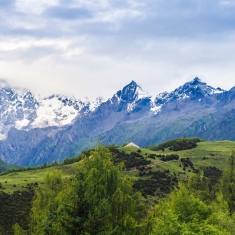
[190,77,206,86]
[116,81,138,102]
[116,81,150,103]
[193,76,201,82]
[155,77,225,106]
[129,80,137,86]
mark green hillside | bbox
[0,159,14,173]
[1,140,234,194]
[0,162,80,194]
[0,140,235,234]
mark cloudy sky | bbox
[1,0,235,99]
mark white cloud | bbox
[15,0,59,14]
[0,0,235,100]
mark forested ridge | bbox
[1,139,235,234]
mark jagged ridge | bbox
[1,77,235,166]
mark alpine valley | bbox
[1,77,235,167]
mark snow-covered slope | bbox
[0,80,38,139]
[31,95,86,128]
[154,77,224,106]
[0,80,90,139]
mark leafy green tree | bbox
[207,192,235,234]
[152,183,233,235]
[16,145,151,235]
[29,170,63,234]
[187,163,211,202]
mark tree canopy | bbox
[14,145,151,235]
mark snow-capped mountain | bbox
[110,80,152,113]
[0,80,106,139]
[0,80,38,139]
[0,79,153,140]
[154,77,224,106]
[1,77,235,167]
[31,95,86,129]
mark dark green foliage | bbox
[147,145,158,151]
[180,157,195,170]
[159,154,179,161]
[148,154,156,159]
[156,137,203,151]
[110,148,151,170]
[204,166,222,191]
[133,170,178,198]
[0,191,34,235]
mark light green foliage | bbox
[152,183,234,235]
[208,193,235,234]
[13,223,27,235]
[17,145,151,235]
[29,171,63,234]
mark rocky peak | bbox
[116,80,150,103]
[155,77,225,106]
[117,80,138,102]
[191,77,204,86]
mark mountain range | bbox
[1,77,235,166]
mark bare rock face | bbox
[0,78,235,166]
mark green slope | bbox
[0,158,14,173]
[0,162,80,194]
[118,140,235,172]
[0,140,235,234]
[1,140,234,194]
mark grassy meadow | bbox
[0,140,235,194]
[0,162,80,193]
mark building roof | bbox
[124,142,140,148]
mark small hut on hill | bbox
[124,142,140,148]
